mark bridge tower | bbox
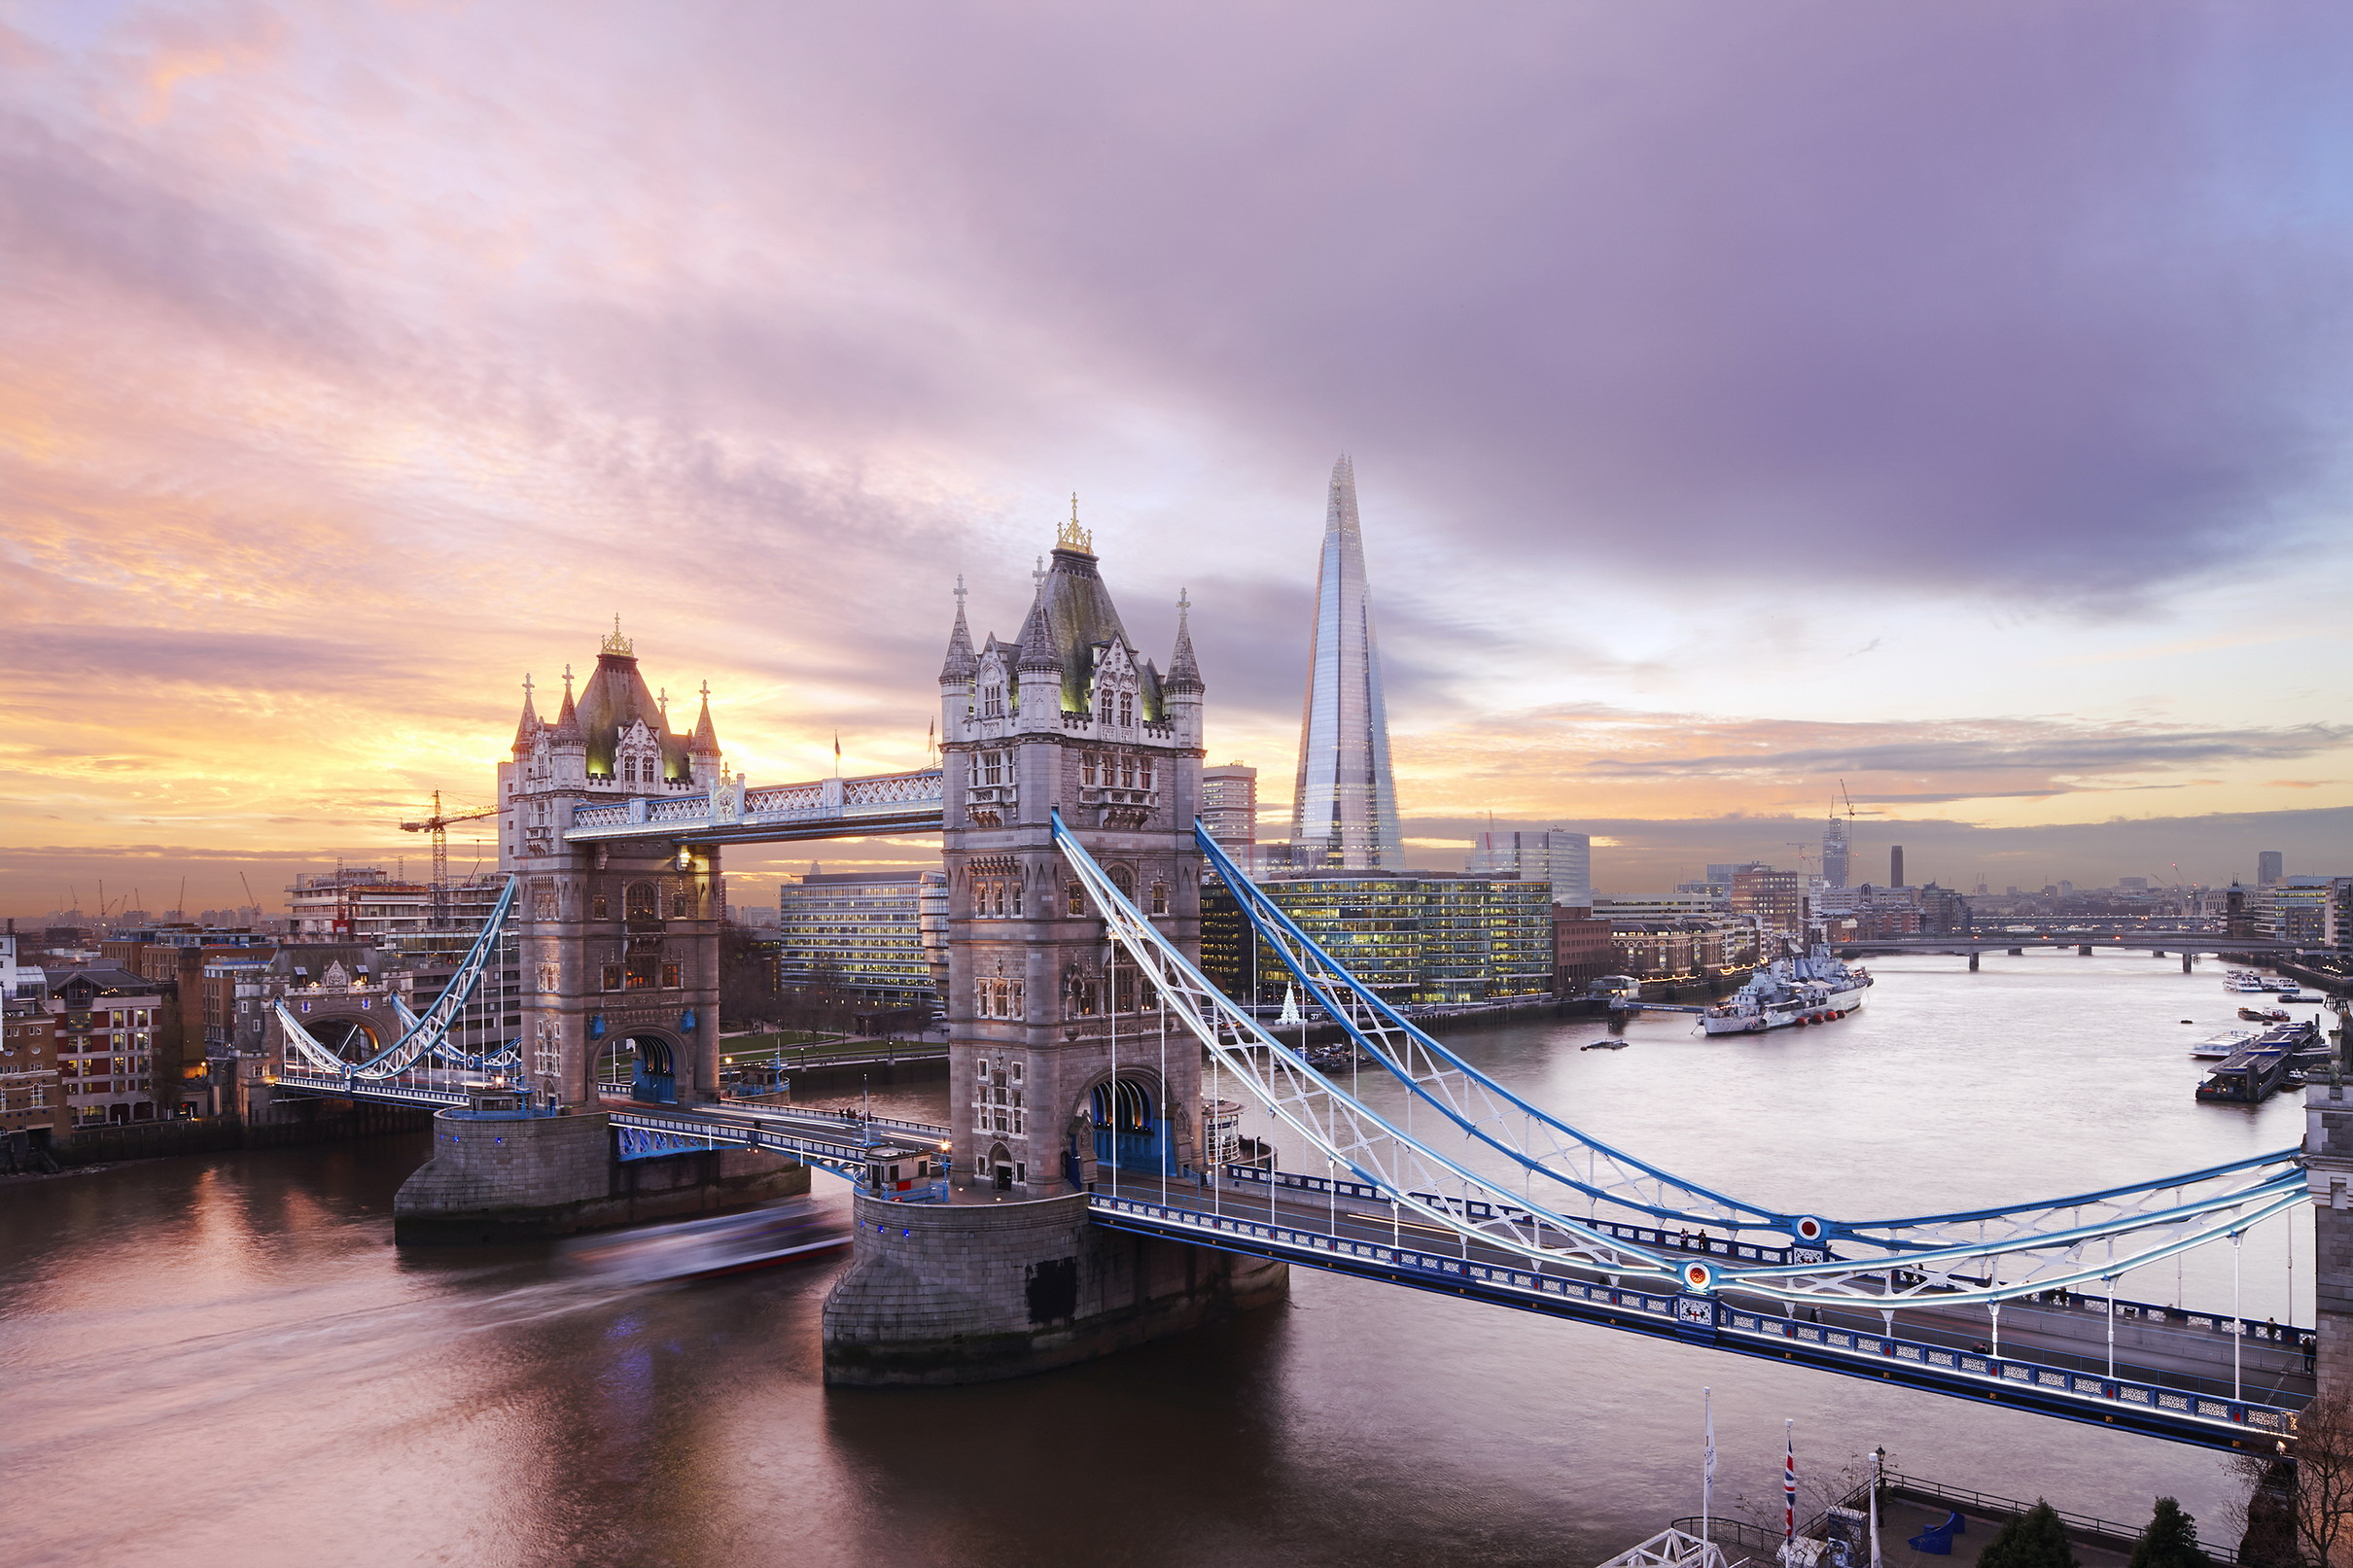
[2308,1067,2353,1396]
[823,513,1284,1381]
[395,621,803,1240]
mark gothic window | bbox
[533,889,556,920]
[1098,690,1114,725]
[601,964,622,992]
[1149,881,1168,916]
[980,750,1002,786]
[661,962,682,989]
[983,683,1004,718]
[592,891,609,920]
[1118,692,1134,727]
[672,889,689,918]
[626,882,658,920]
[1081,752,1099,785]
[1010,881,1023,918]
[1109,865,1135,899]
[1067,882,1085,918]
[1139,759,1153,790]
[625,955,657,989]
[1120,755,1137,788]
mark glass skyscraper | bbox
[1291,455,1403,869]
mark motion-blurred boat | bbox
[566,1201,847,1284]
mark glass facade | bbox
[1201,871,1553,1006]
[1291,456,1404,870]
[776,871,945,1008]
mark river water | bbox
[0,952,2310,1568]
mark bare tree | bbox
[1736,1448,1898,1539]
[2234,1388,2353,1568]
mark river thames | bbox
[0,952,2309,1568]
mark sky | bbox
[4,0,2351,916]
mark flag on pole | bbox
[1783,1419,1798,1555]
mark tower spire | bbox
[1167,586,1202,693]
[691,679,720,754]
[940,574,977,682]
[511,674,541,751]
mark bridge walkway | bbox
[1083,1167,2303,1449]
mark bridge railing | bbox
[1090,1190,2300,1444]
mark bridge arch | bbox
[299,1013,384,1063]
[595,1027,685,1104]
[1081,1069,1166,1174]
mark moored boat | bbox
[1701,946,1872,1035]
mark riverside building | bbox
[775,869,948,1013]
[1200,870,1553,1008]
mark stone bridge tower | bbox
[498,621,729,1110]
[395,621,806,1241]
[937,511,1207,1196]
[823,511,1284,1384]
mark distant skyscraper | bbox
[1469,829,1593,910]
[1292,455,1402,869]
[1821,814,1849,889]
[2259,851,2284,888]
[1201,763,1259,868]
[1890,846,1906,888]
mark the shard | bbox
[1291,454,1404,869]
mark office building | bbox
[1821,815,1850,889]
[1468,829,1594,910]
[1201,870,1553,1007]
[777,870,947,1011]
[1918,884,1971,937]
[2259,852,2285,889]
[1201,764,1259,870]
[1597,890,1729,922]
[1291,455,1404,870]
[1890,846,1906,888]
[1729,867,1809,943]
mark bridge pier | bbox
[2007,948,2023,957]
[2078,944,2093,957]
[1967,952,1980,972]
[822,1190,1284,1384]
[2183,953,2195,973]
[393,1084,805,1243]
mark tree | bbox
[2128,1498,2211,1568]
[717,922,781,1033]
[2235,1386,2353,1568]
[1978,1501,2077,1568]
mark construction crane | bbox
[401,790,502,928]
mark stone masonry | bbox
[2306,1076,2353,1396]
[822,1189,1286,1385]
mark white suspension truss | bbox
[274,876,519,1081]
[1062,816,2301,1307]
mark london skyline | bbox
[5,3,2351,915]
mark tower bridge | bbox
[260,510,2349,1450]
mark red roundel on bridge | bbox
[1794,1216,1825,1243]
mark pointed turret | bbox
[1014,588,1061,675]
[940,575,977,683]
[1166,588,1202,694]
[510,675,543,757]
[688,680,722,788]
[548,665,583,742]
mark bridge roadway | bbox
[272,1069,2300,1446]
[1081,1167,2307,1450]
[271,1068,950,1177]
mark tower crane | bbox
[401,790,502,928]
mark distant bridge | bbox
[1849,933,2304,956]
